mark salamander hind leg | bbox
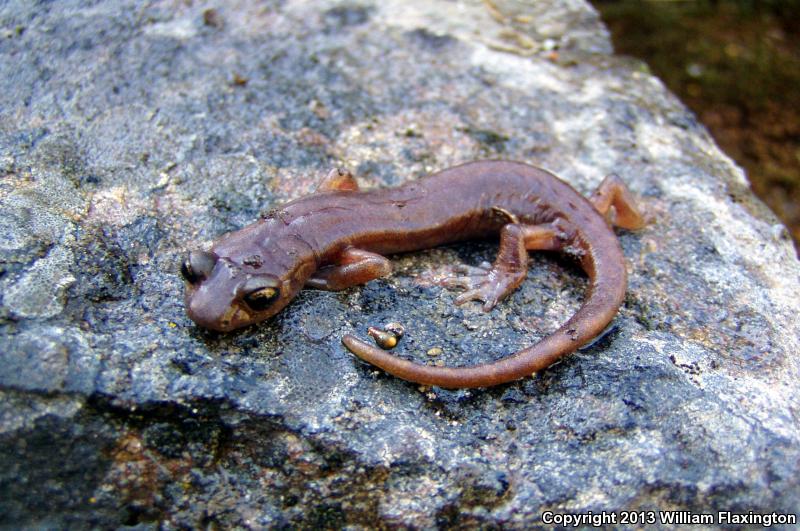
[306,247,391,290]
[440,223,560,311]
[590,174,646,230]
[316,167,360,192]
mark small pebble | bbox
[384,322,405,338]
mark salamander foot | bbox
[440,262,525,311]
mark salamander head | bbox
[180,248,299,332]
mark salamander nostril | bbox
[180,250,219,283]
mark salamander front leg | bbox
[306,247,392,291]
[440,223,560,311]
[591,174,646,230]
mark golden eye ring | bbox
[243,287,279,311]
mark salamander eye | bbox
[239,275,282,312]
[180,259,196,282]
[244,287,280,311]
[180,251,218,284]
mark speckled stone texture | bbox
[1,0,798,528]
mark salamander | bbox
[181,161,645,388]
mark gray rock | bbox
[1,0,798,527]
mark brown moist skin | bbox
[182,161,645,388]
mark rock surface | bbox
[1,0,798,527]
